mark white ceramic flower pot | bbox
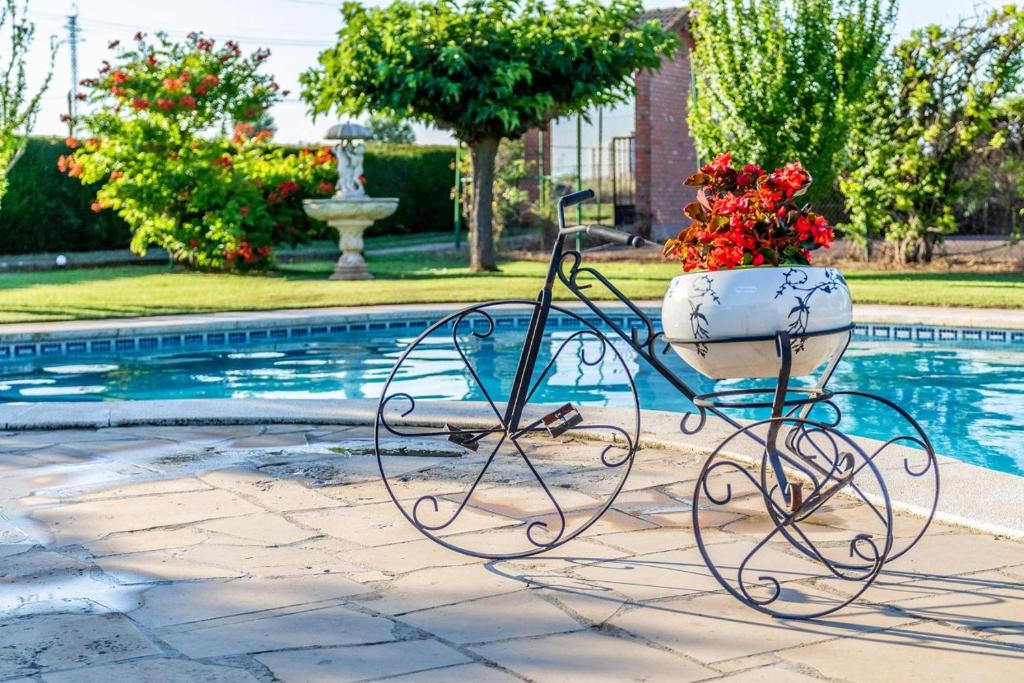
[661,267,853,379]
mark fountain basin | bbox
[303,197,399,280]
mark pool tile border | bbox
[1,306,1022,363]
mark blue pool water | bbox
[0,325,1021,476]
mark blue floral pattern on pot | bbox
[774,268,850,353]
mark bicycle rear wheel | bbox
[374,300,640,558]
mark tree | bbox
[61,33,334,271]
[687,0,894,198]
[841,7,1024,262]
[301,0,678,271]
[368,114,415,145]
[0,0,55,209]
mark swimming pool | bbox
[0,322,1021,476]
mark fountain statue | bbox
[302,122,399,280]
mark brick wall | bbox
[634,39,699,240]
[521,126,550,204]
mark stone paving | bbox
[0,423,1022,682]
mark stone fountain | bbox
[302,123,399,280]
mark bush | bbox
[0,137,130,253]
[60,33,341,272]
[0,138,456,255]
[362,143,455,236]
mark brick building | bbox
[523,7,698,239]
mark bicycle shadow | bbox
[484,553,1024,663]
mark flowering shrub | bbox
[663,153,836,272]
[59,32,335,271]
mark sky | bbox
[17,0,998,146]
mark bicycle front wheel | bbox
[374,300,640,558]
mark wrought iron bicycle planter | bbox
[374,189,940,619]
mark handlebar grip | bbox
[559,189,595,207]
[586,225,646,248]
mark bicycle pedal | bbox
[444,424,479,451]
[543,403,583,438]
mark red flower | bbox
[65,136,79,149]
[146,53,157,67]
[156,98,174,111]
[195,85,208,96]
[131,97,149,110]
[134,31,144,41]
[769,162,810,198]
[110,170,123,180]
[112,70,129,84]
[666,153,835,272]
[180,95,196,110]
[318,181,334,194]
[75,92,87,101]
[240,206,250,217]
[90,201,103,213]
[59,113,71,123]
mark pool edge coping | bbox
[1,398,1019,543]
[1,301,1023,342]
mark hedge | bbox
[362,143,456,236]
[0,138,456,255]
[0,137,131,254]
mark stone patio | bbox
[0,423,1021,682]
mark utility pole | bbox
[65,8,80,135]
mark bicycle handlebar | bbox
[559,189,595,207]
[586,225,646,248]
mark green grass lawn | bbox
[0,252,1020,324]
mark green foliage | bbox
[957,96,1024,239]
[301,0,677,142]
[361,143,456,234]
[0,0,55,209]
[301,0,679,271]
[0,138,130,254]
[62,32,335,272]
[688,0,894,196]
[841,6,1024,262]
[367,114,416,144]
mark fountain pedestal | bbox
[302,197,399,280]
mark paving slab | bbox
[31,489,263,542]
[607,591,915,666]
[41,658,261,683]
[352,563,525,616]
[156,603,396,658]
[401,591,584,644]
[780,620,1024,683]
[256,639,470,683]
[369,662,523,682]
[0,612,160,678]
[470,628,717,682]
[130,573,371,628]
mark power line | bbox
[28,10,333,48]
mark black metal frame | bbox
[375,189,940,619]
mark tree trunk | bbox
[921,232,936,263]
[469,137,500,272]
